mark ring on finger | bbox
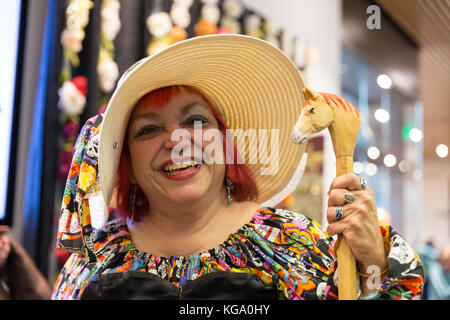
[359,177,368,190]
[344,192,355,203]
[335,206,344,221]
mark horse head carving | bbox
[292,87,362,175]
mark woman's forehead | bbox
[130,92,213,121]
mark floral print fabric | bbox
[53,115,424,300]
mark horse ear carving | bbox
[303,87,319,100]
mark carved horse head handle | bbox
[291,88,334,145]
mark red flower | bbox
[216,28,233,34]
[71,76,88,96]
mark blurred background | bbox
[0,0,449,298]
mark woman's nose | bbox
[163,126,191,150]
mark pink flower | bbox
[60,28,84,52]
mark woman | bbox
[53,35,423,300]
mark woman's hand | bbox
[325,173,388,276]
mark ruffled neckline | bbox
[120,206,268,261]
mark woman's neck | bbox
[127,192,259,257]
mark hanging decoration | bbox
[194,0,220,36]
[57,0,94,182]
[264,20,281,48]
[220,0,243,34]
[97,0,121,113]
[244,13,263,39]
[146,0,192,56]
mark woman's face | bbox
[126,89,226,206]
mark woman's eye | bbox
[184,115,210,126]
[309,107,315,114]
[135,125,160,138]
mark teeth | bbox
[163,160,199,173]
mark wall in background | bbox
[422,160,450,248]
[242,0,342,225]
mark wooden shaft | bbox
[336,236,357,299]
[336,156,357,300]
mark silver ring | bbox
[360,177,368,190]
[335,206,344,221]
[344,192,355,203]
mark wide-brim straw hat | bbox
[99,34,307,213]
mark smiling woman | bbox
[52,35,423,300]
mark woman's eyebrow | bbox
[132,112,158,121]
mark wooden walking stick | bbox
[292,88,362,300]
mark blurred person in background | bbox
[416,242,450,300]
[0,226,52,299]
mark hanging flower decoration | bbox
[61,0,94,68]
[57,0,94,184]
[100,0,121,41]
[146,1,192,56]
[97,0,121,99]
[244,13,263,39]
[57,76,88,116]
[194,0,220,36]
[264,20,281,48]
[220,0,243,34]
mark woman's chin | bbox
[163,186,208,204]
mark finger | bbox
[329,173,362,191]
[327,205,350,224]
[328,189,357,207]
[326,219,348,236]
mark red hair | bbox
[115,86,258,221]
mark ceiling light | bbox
[377,74,392,89]
[375,108,390,123]
[377,207,391,225]
[398,160,410,173]
[436,144,448,158]
[409,128,423,142]
[365,163,378,176]
[412,169,423,181]
[383,154,397,167]
[367,146,380,160]
[353,161,364,174]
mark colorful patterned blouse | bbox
[52,115,424,300]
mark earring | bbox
[129,184,137,225]
[225,176,234,205]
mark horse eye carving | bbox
[309,107,315,114]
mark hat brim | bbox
[99,34,306,210]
